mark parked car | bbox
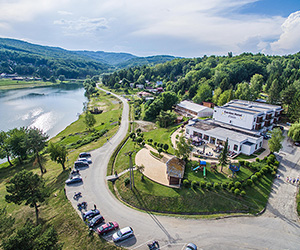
[77,157,92,164]
[112,226,134,242]
[97,222,119,235]
[79,152,91,158]
[74,161,89,169]
[295,142,300,147]
[83,209,100,221]
[185,243,197,250]
[65,176,82,185]
[88,214,104,228]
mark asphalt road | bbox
[66,91,300,250]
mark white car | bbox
[77,157,92,164]
[112,226,134,242]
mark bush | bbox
[274,160,279,166]
[191,181,198,189]
[206,182,212,190]
[234,181,241,188]
[136,128,141,133]
[153,142,157,147]
[251,175,258,182]
[221,183,228,189]
[230,187,235,193]
[240,190,246,197]
[200,181,206,188]
[183,179,190,187]
[214,183,220,190]
[246,179,253,186]
[148,138,153,143]
[136,137,143,144]
[124,177,130,186]
[255,172,262,178]
[163,144,169,151]
[238,160,245,166]
[255,158,260,162]
[228,181,234,189]
[234,188,240,196]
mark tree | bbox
[156,110,177,128]
[0,207,15,237]
[48,142,68,170]
[212,87,222,104]
[250,74,264,100]
[175,135,192,160]
[192,83,212,104]
[288,121,300,142]
[7,127,28,164]
[268,128,284,153]
[58,75,66,83]
[235,82,251,100]
[288,91,300,122]
[160,91,179,111]
[0,131,13,167]
[49,76,56,83]
[84,111,96,131]
[268,79,280,104]
[217,89,233,106]
[27,128,49,175]
[5,170,49,224]
[2,219,61,250]
[281,84,297,114]
[218,138,229,172]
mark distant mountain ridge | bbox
[0,38,177,70]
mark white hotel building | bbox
[185,100,283,156]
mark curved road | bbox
[66,90,300,250]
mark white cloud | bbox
[58,10,73,16]
[54,17,108,35]
[270,11,300,54]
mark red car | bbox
[97,222,119,235]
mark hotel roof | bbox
[177,100,212,113]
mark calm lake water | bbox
[0,84,87,137]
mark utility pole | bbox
[125,151,135,190]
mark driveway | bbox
[66,90,300,250]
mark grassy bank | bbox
[0,89,122,249]
[0,79,83,90]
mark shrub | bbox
[124,177,130,186]
[234,188,240,196]
[191,181,198,189]
[271,170,277,176]
[148,138,153,143]
[255,158,260,162]
[230,187,235,193]
[228,181,234,189]
[221,183,228,189]
[200,181,206,188]
[136,128,141,133]
[274,160,280,166]
[238,160,245,166]
[154,142,157,147]
[234,181,241,188]
[183,179,190,187]
[176,134,179,139]
[255,172,262,178]
[246,179,253,186]
[244,161,250,167]
[214,183,220,190]
[136,137,143,144]
[163,144,169,151]
[77,139,82,144]
[251,175,258,182]
[206,182,212,190]
[240,190,246,197]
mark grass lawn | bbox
[143,124,180,155]
[0,88,122,249]
[115,171,273,214]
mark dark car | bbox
[65,176,82,185]
[79,152,91,158]
[74,161,89,169]
[97,222,119,235]
[295,142,300,146]
[83,209,100,221]
[88,214,104,228]
[185,243,197,250]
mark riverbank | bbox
[0,79,83,90]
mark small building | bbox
[202,101,215,108]
[175,100,214,118]
[137,91,152,98]
[136,84,144,89]
[166,157,185,185]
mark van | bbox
[74,161,89,169]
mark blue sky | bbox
[0,0,299,57]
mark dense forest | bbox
[0,38,176,79]
[102,52,300,122]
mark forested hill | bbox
[102,52,300,122]
[0,38,176,78]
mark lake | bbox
[0,84,87,138]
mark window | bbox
[259,142,262,147]
[240,145,242,151]
[255,144,258,150]
[186,129,189,134]
[233,144,238,151]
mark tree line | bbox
[103,52,300,122]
